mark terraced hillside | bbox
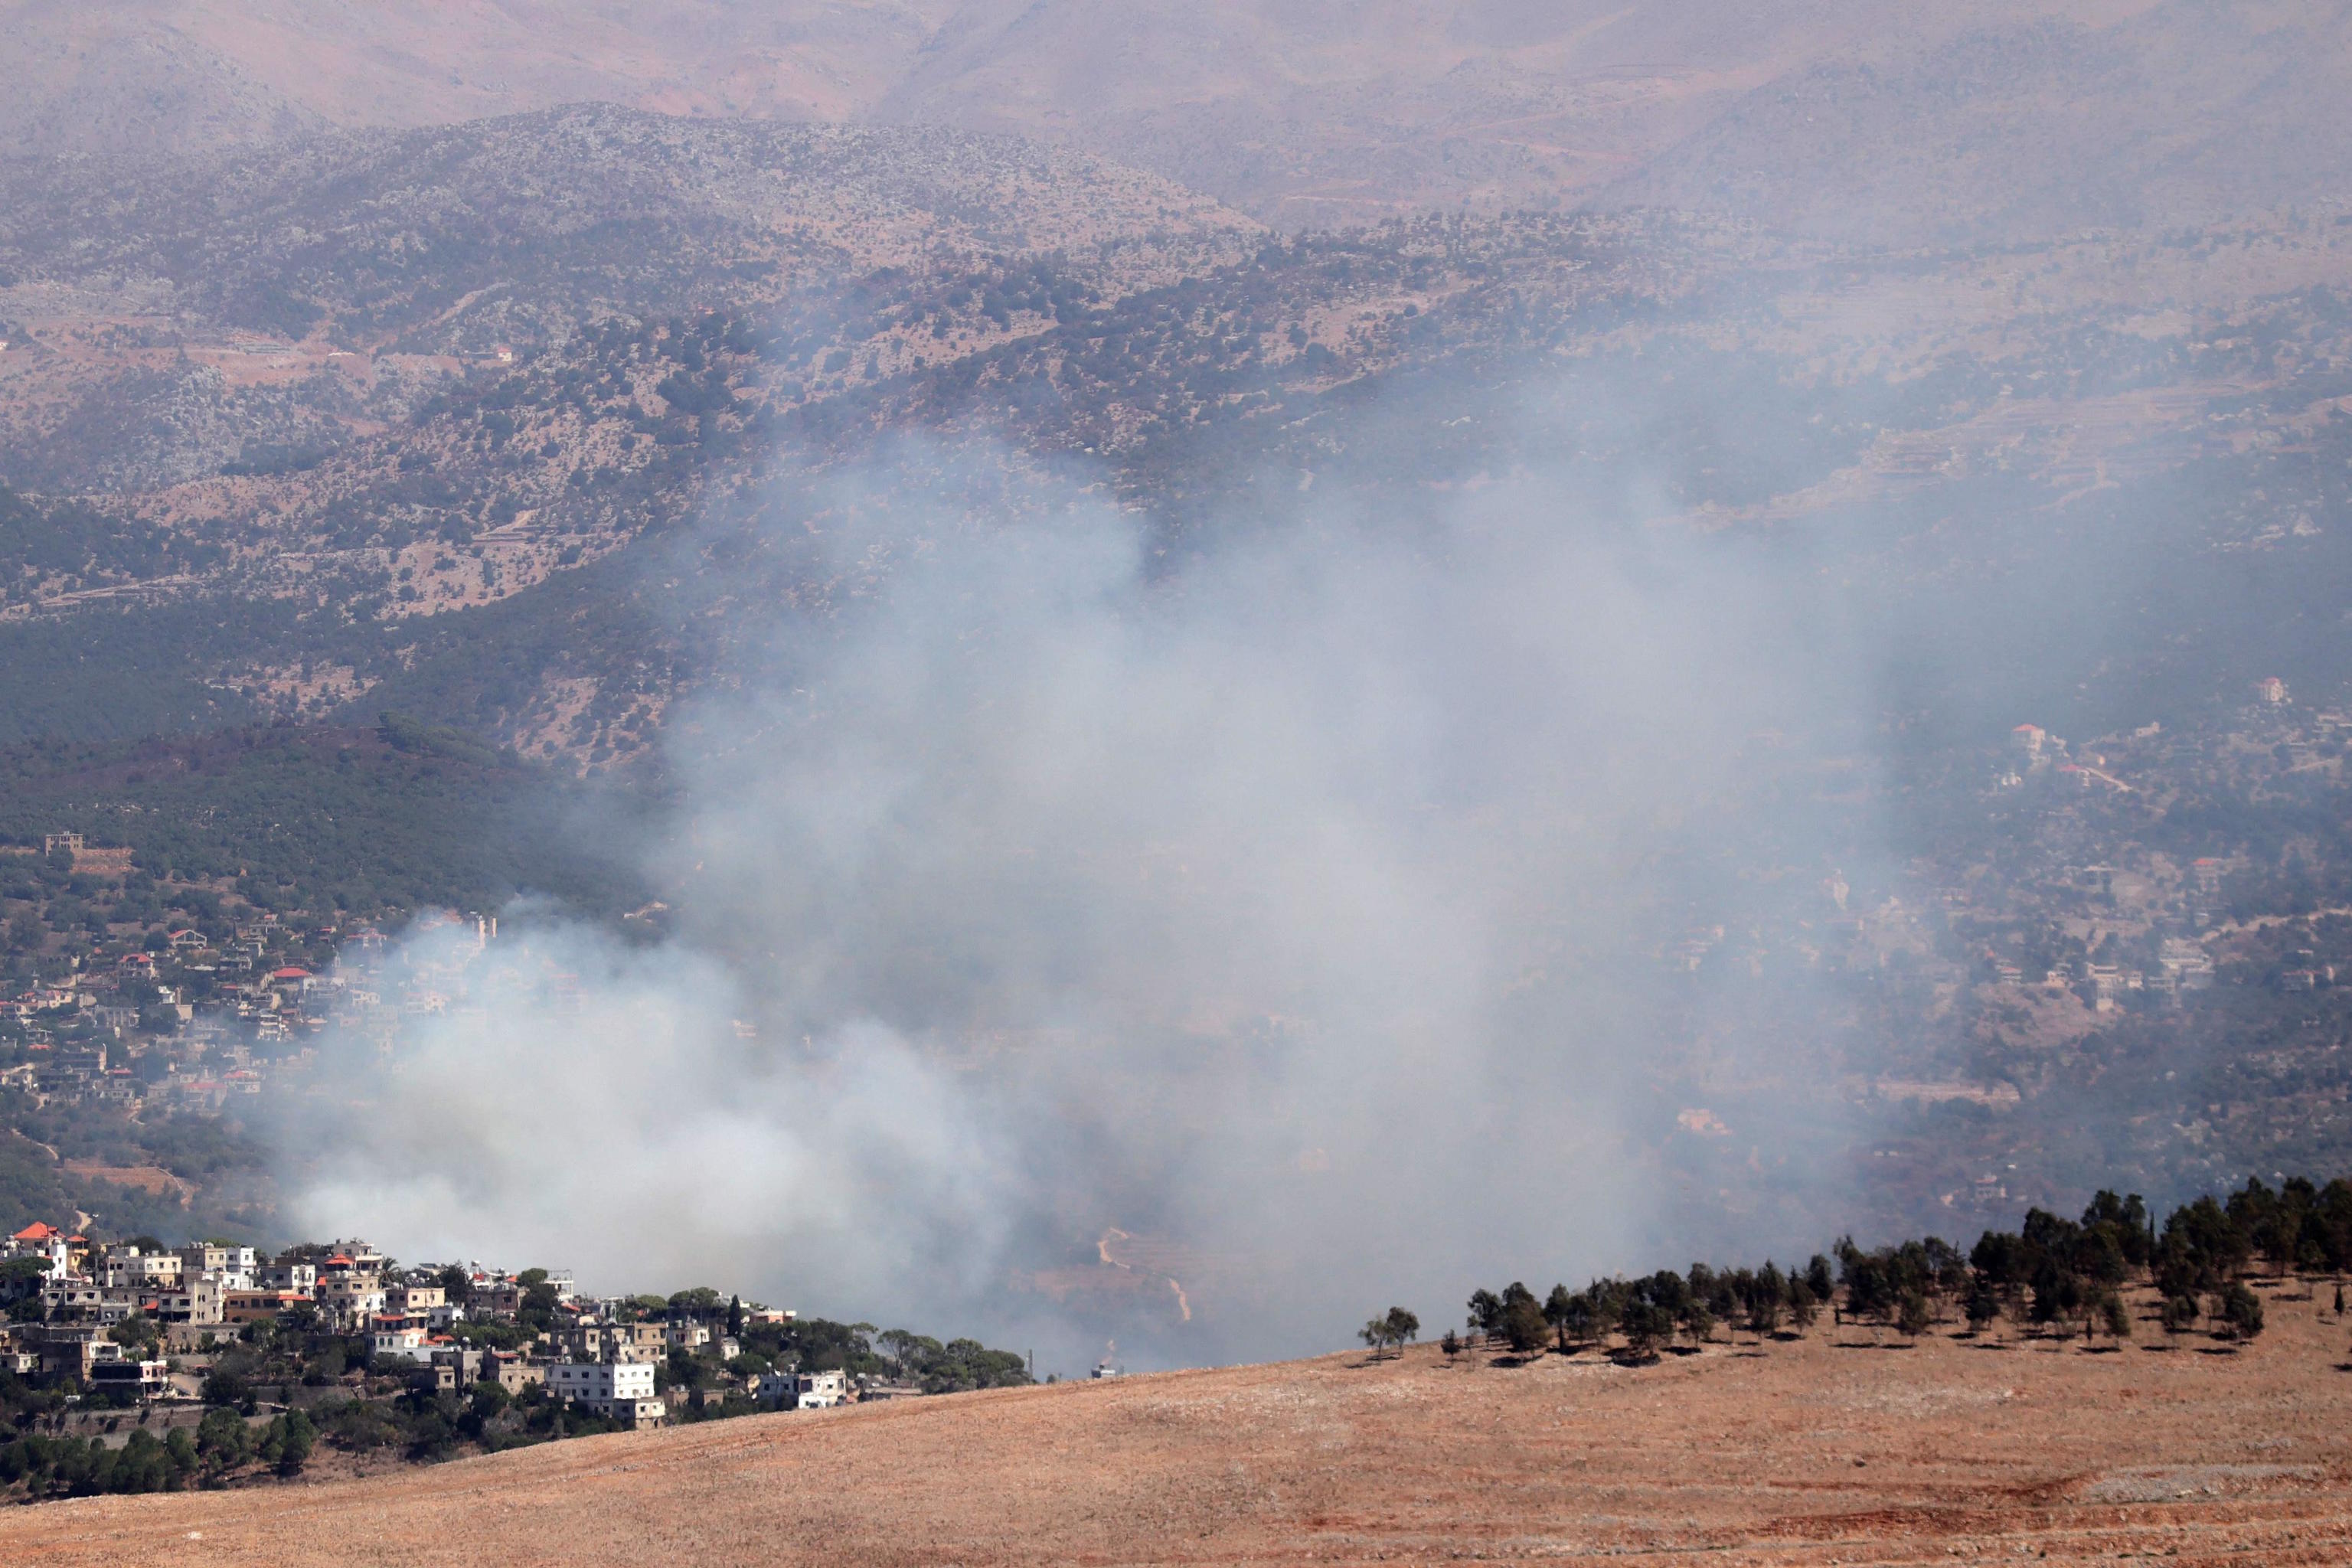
[8,1278,2352,1563]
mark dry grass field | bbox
[8,1280,2352,1565]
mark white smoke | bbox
[289,423,1882,1370]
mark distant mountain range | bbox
[8,1,2352,237]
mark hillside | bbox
[8,1286,2352,1563]
[10,2,2352,233]
[0,104,1249,349]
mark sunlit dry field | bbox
[8,1281,2352,1565]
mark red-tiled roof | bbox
[9,1222,59,1242]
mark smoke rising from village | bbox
[292,402,1892,1368]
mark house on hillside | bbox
[754,1368,847,1410]
[492,1351,544,1396]
[87,1358,172,1402]
[548,1358,665,1426]
[371,1320,433,1362]
[386,1282,446,1315]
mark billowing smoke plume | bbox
[289,411,1887,1370]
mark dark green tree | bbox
[1500,1288,1547,1356]
[2218,1282,2265,1341]
[1543,1284,1577,1352]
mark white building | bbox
[320,1276,387,1328]
[101,1248,182,1289]
[371,1324,433,1362]
[260,1258,319,1294]
[156,1274,231,1325]
[175,1244,257,1282]
[753,1368,848,1410]
[5,1232,72,1281]
[549,1358,665,1426]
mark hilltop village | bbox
[0,1222,1034,1497]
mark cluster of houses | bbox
[1983,939,2217,1009]
[0,899,527,1116]
[1,905,348,1109]
[0,1223,850,1429]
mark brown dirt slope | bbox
[11,1284,2352,1564]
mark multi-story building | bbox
[427,1345,487,1390]
[5,1223,74,1279]
[547,1358,665,1426]
[491,1351,545,1396]
[386,1282,446,1315]
[175,1244,257,1285]
[370,1321,433,1362]
[155,1273,230,1325]
[26,1323,119,1378]
[260,1258,319,1295]
[320,1275,387,1329]
[752,1369,851,1411]
[35,1279,94,1318]
[87,1358,171,1401]
[794,1370,848,1408]
[472,1281,524,1319]
[556,1321,612,1361]
[100,1247,181,1289]
[606,1321,666,1361]
[224,1289,312,1325]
